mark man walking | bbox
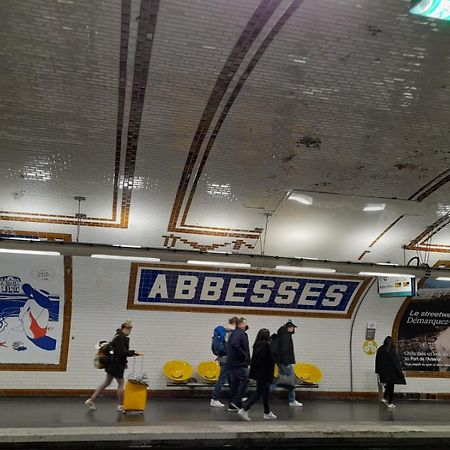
[274,320,303,407]
[227,317,250,411]
[210,316,238,407]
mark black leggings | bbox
[243,380,271,414]
[384,383,394,404]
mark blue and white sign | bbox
[129,265,370,318]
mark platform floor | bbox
[2,397,450,449]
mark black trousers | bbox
[243,380,271,414]
[384,383,394,404]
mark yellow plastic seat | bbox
[163,360,194,382]
[197,361,220,383]
[294,362,322,384]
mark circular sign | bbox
[363,339,377,355]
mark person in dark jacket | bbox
[227,317,250,411]
[237,329,277,421]
[272,320,303,406]
[85,320,143,411]
[375,336,406,408]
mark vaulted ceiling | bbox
[1,0,449,265]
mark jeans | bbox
[229,366,249,408]
[211,362,230,400]
[243,380,271,414]
[271,363,296,403]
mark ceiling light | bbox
[91,255,160,262]
[436,277,450,281]
[0,249,60,256]
[288,193,313,205]
[6,237,40,241]
[363,203,386,212]
[410,0,450,21]
[276,265,336,274]
[359,272,414,277]
[294,256,319,260]
[376,262,398,266]
[187,260,251,268]
[113,244,141,248]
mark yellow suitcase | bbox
[123,381,147,413]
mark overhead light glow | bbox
[113,245,141,248]
[363,203,386,212]
[436,277,450,281]
[187,260,251,268]
[288,193,313,205]
[294,256,319,260]
[276,265,336,274]
[91,254,160,262]
[0,249,60,256]
[359,272,414,278]
[376,262,398,266]
[410,0,450,21]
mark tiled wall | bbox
[1,256,449,394]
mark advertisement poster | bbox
[0,255,68,368]
[396,286,450,374]
[128,264,371,318]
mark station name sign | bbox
[127,264,371,318]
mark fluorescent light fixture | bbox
[187,260,251,268]
[363,203,386,212]
[0,249,60,256]
[376,262,398,266]
[288,192,313,206]
[91,254,160,262]
[7,237,40,241]
[359,272,414,277]
[276,265,336,274]
[294,256,319,260]
[436,277,450,281]
[410,0,450,21]
[113,244,141,248]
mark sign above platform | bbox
[127,264,371,318]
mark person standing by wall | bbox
[237,328,277,421]
[273,320,303,407]
[375,336,406,408]
[227,317,250,412]
[210,316,238,407]
[85,320,143,411]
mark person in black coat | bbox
[85,321,143,411]
[227,317,250,411]
[272,320,303,406]
[375,336,406,408]
[237,329,277,421]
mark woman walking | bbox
[238,328,277,421]
[85,320,142,411]
[375,336,406,408]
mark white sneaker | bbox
[241,397,248,402]
[289,400,303,407]
[380,398,388,405]
[387,403,396,409]
[238,408,251,421]
[84,399,96,411]
[116,404,124,411]
[210,399,225,408]
[264,412,277,420]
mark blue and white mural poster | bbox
[0,255,65,366]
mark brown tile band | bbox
[408,169,450,201]
[0,0,136,228]
[406,214,450,253]
[168,0,297,238]
[162,234,257,251]
[179,0,304,236]
[0,231,72,371]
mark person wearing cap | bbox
[273,320,303,407]
[85,320,143,411]
[210,316,239,408]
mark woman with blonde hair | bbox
[85,320,142,411]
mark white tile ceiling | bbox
[0,0,449,265]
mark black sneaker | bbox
[227,403,239,412]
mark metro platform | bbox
[2,396,450,449]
